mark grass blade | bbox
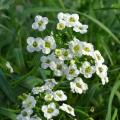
[0,69,15,102]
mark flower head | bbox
[69,38,83,57]
[66,14,79,27]
[53,90,67,101]
[17,108,33,120]
[40,53,56,69]
[94,50,104,64]
[27,37,42,53]
[32,15,48,31]
[22,95,36,109]
[82,42,94,57]
[96,63,108,85]
[70,77,88,94]
[42,36,56,54]
[80,61,95,78]
[42,102,59,119]
[59,103,75,116]
[73,22,88,34]
[44,93,53,102]
[65,63,79,80]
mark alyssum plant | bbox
[16,12,109,120]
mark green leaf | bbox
[105,74,120,120]
[23,76,44,89]
[0,69,15,102]
[0,107,17,120]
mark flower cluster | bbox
[17,12,109,120]
[57,12,88,34]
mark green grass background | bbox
[0,0,120,120]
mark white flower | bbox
[96,64,108,77]
[101,76,109,85]
[27,37,42,53]
[94,50,104,64]
[42,36,56,54]
[73,22,88,34]
[22,95,36,109]
[17,108,33,120]
[6,61,14,73]
[32,87,41,95]
[57,12,69,22]
[70,77,88,94]
[40,53,56,69]
[42,102,59,119]
[44,93,53,102]
[45,79,58,90]
[80,61,95,78]
[57,22,65,30]
[32,15,48,31]
[69,38,83,57]
[65,63,79,80]
[52,59,66,77]
[96,63,108,85]
[56,48,73,61]
[66,14,79,27]
[53,90,67,101]
[59,103,75,116]
[82,42,94,57]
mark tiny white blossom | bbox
[27,37,42,53]
[69,38,83,57]
[17,108,33,120]
[44,93,53,102]
[96,64,108,77]
[80,61,95,78]
[96,63,108,85]
[82,42,94,57]
[22,95,36,109]
[45,79,58,90]
[94,50,104,64]
[73,22,88,34]
[32,15,48,31]
[59,103,75,116]
[52,59,66,77]
[53,90,67,101]
[6,61,14,73]
[42,36,56,54]
[42,102,59,119]
[70,77,88,94]
[65,63,79,80]
[57,12,69,23]
[56,48,73,61]
[66,14,79,27]
[40,53,56,69]
[32,87,41,95]
[101,76,109,85]
[57,22,65,30]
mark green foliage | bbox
[0,0,120,119]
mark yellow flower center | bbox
[69,69,75,75]
[56,93,62,97]
[33,41,38,47]
[76,82,81,88]
[38,21,43,26]
[63,51,68,57]
[84,47,90,52]
[47,108,54,113]
[85,66,91,73]
[45,42,51,48]
[69,17,75,22]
